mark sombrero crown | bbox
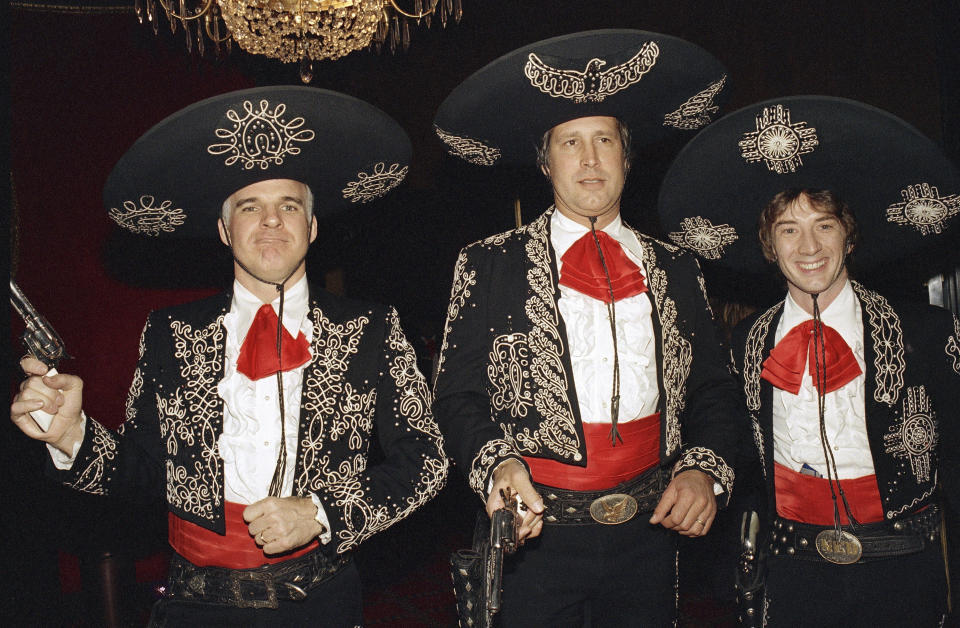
[104,86,412,238]
[433,29,729,167]
[658,95,960,272]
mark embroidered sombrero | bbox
[432,29,729,167]
[104,86,411,238]
[657,95,960,272]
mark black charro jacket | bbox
[433,208,743,502]
[54,284,448,556]
[731,281,960,537]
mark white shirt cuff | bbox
[309,493,332,545]
[47,411,87,470]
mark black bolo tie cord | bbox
[588,217,623,446]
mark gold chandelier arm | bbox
[157,0,216,22]
[389,0,438,19]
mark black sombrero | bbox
[104,86,411,238]
[657,95,960,272]
[432,29,729,167]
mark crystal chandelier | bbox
[135,0,464,82]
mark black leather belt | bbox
[535,467,666,526]
[768,506,941,564]
[166,549,349,609]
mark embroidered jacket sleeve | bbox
[433,245,526,500]
[662,254,743,506]
[48,313,166,501]
[309,307,448,555]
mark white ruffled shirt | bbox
[551,210,660,423]
[771,280,875,479]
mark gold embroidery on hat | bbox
[885,183,960,235]
[739,105,818,174]
[663,76,727,130]
[668,216,738,259]
[434,126,501,165]
[524,41,659,103]
[207,99,316,170]
[342,162,408,203]
[109,195,187,236]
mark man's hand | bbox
[649,469,717,537]
[487,459,545,541]
[244,496,324,555]
[11,356,85,455]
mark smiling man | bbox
[432,31,741,626]
[658,96,960,627]
[10,87,447,626]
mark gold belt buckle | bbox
[589,493,638,524]
[815,529,863,564]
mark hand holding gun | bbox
[10,280,69,431]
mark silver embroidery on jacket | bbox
[884,385,937,484]
[947,315,960,375]
[673,446,735,496]
[488,333,535,418]
[744,303,783,412]
[66,419,118,495]
[853,282,904,405]
[524,41,659,103]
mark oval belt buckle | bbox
[589,493,638,524]
[814,529,863,564]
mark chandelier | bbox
[135,0,464,82]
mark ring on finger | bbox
[695,518,705,526]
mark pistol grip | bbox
[29,367,59,431]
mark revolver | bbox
[485,487,521,617]
[10,280,69,430]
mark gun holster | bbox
[450,512,494,628]
[736,510,767,628]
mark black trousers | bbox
[765,543,948,627]
[500,513,677,628]
[147,559,363,627]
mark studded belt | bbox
[166,549,349,609]
[535,467,666,526]
[768,506,941,563]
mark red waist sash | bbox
[168,501,319,569]
[774,462,884,525]
[525,413,660,491]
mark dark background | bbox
[6,0,960,624]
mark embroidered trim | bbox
[108,196,186,236]
[124,321,148,424]
[342,162,408,203]
[946,315,960,375]
[207,99,315,170]
[488,333,535,418]
[852,282,905,405]
[434,126,501,166]
[668,216,738,260]
[67,419,118,495]
[524,41,659,103]
[886,485,936,519]
[436,250,478,383]
[640,240,691,456]
[663,75,726,130]
[885,182,960,235]
[739,104,818,174]
[751,418,767,477]
[469,440,519,495]
[514,212,582,460]
[744,303,782,412]
[673,446,735,497]
[884,385,937,484]
[162,316,226,521]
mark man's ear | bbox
[309,215,318,244]
[218,218,230,247]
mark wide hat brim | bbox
[104,86,411,238]
[657,95,960,272]
[433,29,729,167]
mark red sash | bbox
[168,501,319,569]
[774,462,883,525]
[525,413,660,491]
